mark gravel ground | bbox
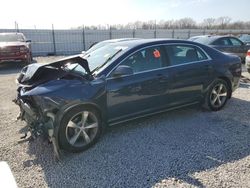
[0,57,250,188]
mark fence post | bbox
[15,21,19,32]
[52,24,56,55]
[172,29,175,38]
[132,29,135,38]
[154,20,157,38]
[109,27,112,39]
[82,26,86,51]
[188,30,191,39]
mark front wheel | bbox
[204,79,230,111]
[58,106,102,152]
[24,54,32,65]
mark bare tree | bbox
[76,16,250,30]
[216,16,232,29]
[203,18,216,29]
[176,18,197,29]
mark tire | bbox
[203,79,230,111]
[24,54,32,65]
[58,106,102,153]
[247,68,250,74]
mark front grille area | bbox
[0,46,20,57]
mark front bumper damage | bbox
[13,94,61,160]
[13,55,92,160]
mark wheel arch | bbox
[54,102,106,130]
[63,102,104,121]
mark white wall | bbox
[1,29,249,56]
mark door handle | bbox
[131,86,141,92]
[205,65,213,70]
[157,74,168,82]
[157,74,168,78]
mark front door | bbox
[106,45,170,123]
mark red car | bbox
[0,33,32,64]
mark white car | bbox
[246,50,250,73]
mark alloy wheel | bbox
[210,83,228,108]
[65,111,99,147]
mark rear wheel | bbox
[58,106,102,152]
[204,79,230,111]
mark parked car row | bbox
[1,32,249,67]
[0,31,245,157]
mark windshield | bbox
[84,44,128,72]
[63,63,88,76]
[239,35,250,42]
[0,34,25,42]
[85,41,110,54]
[193,37,214,45]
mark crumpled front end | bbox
[14,83,66,159]
[14,55,92,159]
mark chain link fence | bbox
[0,28,250,56]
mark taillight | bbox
[247,50,250,57]
[20,46,28,53]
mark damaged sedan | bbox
[14,39,242,157]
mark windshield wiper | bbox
[91,49,123,74]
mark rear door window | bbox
[164,45,208,66]
[212,38,231,46]
[229,38,243,46]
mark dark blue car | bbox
[15,39,241,157]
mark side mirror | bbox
[112,65,133,77]
[26,39,31,43]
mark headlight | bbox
[20,46,28,53]
[32,96,64,113]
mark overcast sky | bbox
[0,0,249,29]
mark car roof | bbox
[191,35,241,45]
[106,38,200,49]
[100,38,140,43]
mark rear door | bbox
[164,44,214,106]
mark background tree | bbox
[203,18,216,29]
[216,16,232,29]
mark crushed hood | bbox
[17,55,91,87]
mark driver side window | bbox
[121,46,165,73]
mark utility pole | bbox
[52,24,56,55]
[82,25,86,51]
[154,20,157,38]
[15,21,19,32]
